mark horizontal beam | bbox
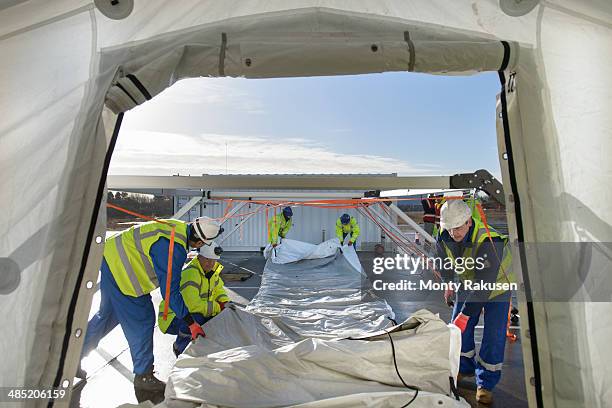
[108,175,451,191]
[209,191,366,199]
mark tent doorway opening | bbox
[73,71,529,407]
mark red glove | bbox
[452,313,469,333]
[219,302,226,310]
[348,241,353,246]
[188,323,205,340]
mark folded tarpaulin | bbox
[263,238,362,272]
[158,240,465,407]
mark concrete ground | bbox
[72,251,527,408]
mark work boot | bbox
[134,368,165,404]
[457,372,474,383]
[476,387,493,405]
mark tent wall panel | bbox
[1,1,611,407]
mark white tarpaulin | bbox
[161,310,467,408]
[158,240,464,407]
[1,1,611,407]
[255,238,393,338]
[264,238,363,273]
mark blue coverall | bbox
[438,223,510,390]
[81,238,192,374]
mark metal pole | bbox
[388,204,436,244]
[172,196,202,220]
[218,212,257,244]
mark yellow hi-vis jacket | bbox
[158,258,229,333]
[336,217,360,243]
[440,218,515,299]
[268,213,292,244]
[104,219,189,297]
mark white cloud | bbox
[153,78,266,114]
[109,130,447,176]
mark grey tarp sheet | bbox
[155,240,465,407]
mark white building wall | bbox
[175,195,388,251]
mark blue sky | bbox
[111,72,501,178]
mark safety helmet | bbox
[282,206,293,218]
[340,214,351,225]
[199,241,223,260]
[439,200,472,231]
[192,216,223,243]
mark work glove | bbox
[188,323,205,340]
[348,241,353,246]
[444,288,455,307]
[219,302,226,311]
[452,313,469,334]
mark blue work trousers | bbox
[81,259,155,375]
[452,293,510,390]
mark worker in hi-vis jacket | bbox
[336,213,360,247]
[268,206,293,247]
[79,217,223,403]
[158,241,229,356]
[437,199,514,405]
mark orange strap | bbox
[107,203,171,225]
[265,206,270,242]
[475,202,512,285]
[163,227,176,320]
[107,203,175,321]
[222,199,234,220]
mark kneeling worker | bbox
[336,213,360,246]
[268,206,293,247]
[437,200,514,405]
[158,241,230,356]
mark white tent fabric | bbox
[1,1,611,407]
[125,391,468,408]
[263,238,341,264]
[263,238,363,272]
[157,241,462,407]
[161,309,465,408]
[254,239,395,338]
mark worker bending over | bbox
[80,217,222,403]
[437,200,514,405]
[158,241,229,356]
[268,206,293,247]
[336,213,360,247]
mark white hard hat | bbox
[199,241,223,260]
[439,200,472,230]
[192,216,222,243]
